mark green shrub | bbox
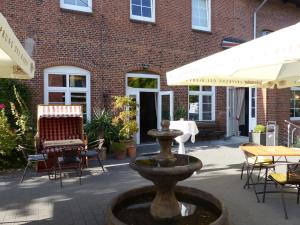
[174,105,187,120]
[253,124,266,133]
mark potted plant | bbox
[109,141,127,160]
[250,124,266,146]
[112,96,138,158]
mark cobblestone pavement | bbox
[0,137,300,225]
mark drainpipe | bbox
[253,0,269,39]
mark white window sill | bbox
[130,15,155,23]
[290,117,300,121]
[60,4,92,13]
[192,26,211,33]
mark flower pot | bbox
[251,132,266,146]
[114,151,126,160]
[127,146,136,158]
[110,141,127,160]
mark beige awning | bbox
[167,22,300,89]
[0,13,35,79]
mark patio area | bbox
[1,137,300,225]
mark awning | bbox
[0,13,35,79]
[166,22,300,89]
[37,105,83,119]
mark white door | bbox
[226,87,235,136]
[248,88,257,132]
[158,91,174,128]
[127,91,141,144]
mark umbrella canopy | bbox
[0,13,35,79]
[167,22,300,89]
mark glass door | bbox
[227,87,236,136]
[157,91,174,128]
[127,91,140,144]
[248,88,257,132]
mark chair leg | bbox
[79,163,82,185]
[43,160,51,180]
[250,173,260,203]
[240,162,245,180]
[297,186,300,204]
[97,155,105,172]
[58,162,63,188]
[257,165,262,181]
[262,168,269,203]
[20,162,30,183]
[280,186,288,219]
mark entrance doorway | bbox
[227,87,254,137]
[126,73,174,144]
[140,92,157,143]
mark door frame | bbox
[126,73,160,145]
[226,87,236,137]
[157,91,174,128]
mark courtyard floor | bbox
[0,136,300,225]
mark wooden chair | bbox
[16,145,49,183]
[268,162,300,219]
[80,138,105,172]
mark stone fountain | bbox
[107,120,228,225]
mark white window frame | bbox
[44,66,91,121]
[130,0,155,23]
[290,87,300,121]
[188,86,215,121]
[192,0,211,32]
[60,0,92,13]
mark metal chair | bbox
[240,143,274,181]
[57,148,82,187]
[80,138,105,172]
[268,162,300,219]
[16,145,49,183]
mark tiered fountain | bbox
[107,120,228,225]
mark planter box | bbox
[250,132,266,146]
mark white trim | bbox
[130,0,155,23]
[290,87,300,120]
[44,66,91,121]
[248,88,257,132]
[192,0,211,32]
[60,0,92,13]
[188,86,215,121]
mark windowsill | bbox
[130,17,156,25]
[192,28,212,34]
[60,7,93,15]
[290,117,300,121]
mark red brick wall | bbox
[1,0,300,141]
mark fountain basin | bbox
[107,185,229,225]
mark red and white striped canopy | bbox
[37,105,83,119]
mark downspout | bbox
[253,0,269,39]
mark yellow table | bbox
[240,145,300,202]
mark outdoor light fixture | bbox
[142,63,150,69]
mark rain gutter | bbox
[253,0,269,39]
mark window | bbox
[260,29,273,37]
[188,86,215,121]
[44,66,91,122]
[130,0,155,23]
[290,87,300,120]
[192,0,211,32]
[60,0,92,13]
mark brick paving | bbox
[0,137,300,225]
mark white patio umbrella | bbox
[167,22,300,89]
[0,13,35,79]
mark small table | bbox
[43,139,84,150]
[240,145,300,202]
[170,120,199,154]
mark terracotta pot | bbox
[127,146,136,158]
[114,151,126,160]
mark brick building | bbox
[1,0,300,144]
